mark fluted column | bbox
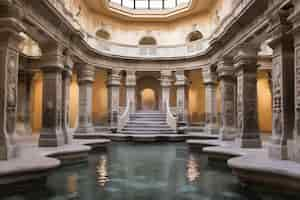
[217,58,236,140]
[268,9,294,160]
[62,66,72,144]
[76,64,95,134]
[0,15,25,159]
[39,44,65,147]
[202,67,218,135]
[234,45,262,148]
[161,70,172,112]
[126,71,136,113]
[175,70,189,133]
[107,69,121,133]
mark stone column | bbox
[0,17,25,159]
[76,64,95,133]
[126,71,136,113]
[39,44,65,147]
[202,67,218,135]
[175,70,189,133]
[234,45,262,148]
[161,70,172,112]
[107,69,121,133]
[62,67,72,144]
[217,58,236,140]
[269,8,294,160]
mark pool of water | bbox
[1,143,296,200]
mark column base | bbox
[75,126,95,134]
[205,124,219,135]
[236,136,262,148]
[219,127,237,141]
[39,130,65,147]
[268,142,289,160]
[0,142,17,160]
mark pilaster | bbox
[107,69,121,133]
[217,58,236,140]
[202,66,218,135]
[0,17,25,159]
[234,45,262,148]
[175,70,189,133]
[126,70,136,113]
[160,70,173,112]
[75,64,95,134]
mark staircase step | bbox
[125,124,170,128]
[120,131,177,135]
[122,127,174,132]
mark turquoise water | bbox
[1,143,295,200]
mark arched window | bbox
[186,31,203,42]
[139,36,157,45]
[96,29,111,40]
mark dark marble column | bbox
[202,67,218,135]
[0,17,25,159]
[234,45,262,148]
[107,69,121,133]
[175,70,189,133]
[39,44,65,147]
[160,70,172,112]
[217,58,236,140]
[76,64,95,134]
[62,68,72,144]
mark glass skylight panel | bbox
[136,0,148,9]
[123,0,134,8]
[164,0,176,9]
[150,0,163,9]
[108,0,190,10]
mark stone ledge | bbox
[228,152,300,191]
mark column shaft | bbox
[161,70,172,112]
[62,69,72,144]
[126,71,136,113]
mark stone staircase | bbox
[120,111,177,135]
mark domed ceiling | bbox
[82,0,218,22]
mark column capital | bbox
[202,66,217,85]
[126,70,136,87]
[39,43,65,70]
[175,70,189,86]
[77,64,95,83]
[234,44,259,72]
[217,57,234,79]
[161,70,173,87]
[107,69,121,86]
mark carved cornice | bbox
[234,45,259,72]
[217,58,234,79]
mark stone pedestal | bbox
[76,65,95,133]
[0,20,24,159]
[107,69,121,133]
[234,46,262,148]
[62,68,72,144]
[126,71,136,113]
[202,67,218,135]
[175,70,189,133]
[161,70,172,112]
[267,10,294,159]
[217,58,236,140]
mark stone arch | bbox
[96,29,111,40]
[139,36,157,45]
[186,31,203,42]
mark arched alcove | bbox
[96,29,111,40]
[139,36,157,45]
[186,31,203,42]
[141,88,156,110]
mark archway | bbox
[136,76,161,111]
[139,36,157,45]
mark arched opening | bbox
[139,36,157,45]
[141,88,156,110]
[96,29,111,40]
[186,31,203,43]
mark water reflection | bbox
[67,174,79,199]
[186,154,200,182]
[97,154,109,187]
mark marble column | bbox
[234,45,262,148]
[161,70,172,112]
[217,58,236,140]
[126,71,136,113]
[39,44,65,147]
[175,70,189,133]
[202,67,218,135]
[76,64,95,133]
[62,68,72,144]
[107,69,121,133]
[0,19,24,159]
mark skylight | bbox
[109,0,191,10]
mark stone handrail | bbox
[118,103,131,132]
[166,101,177,131]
